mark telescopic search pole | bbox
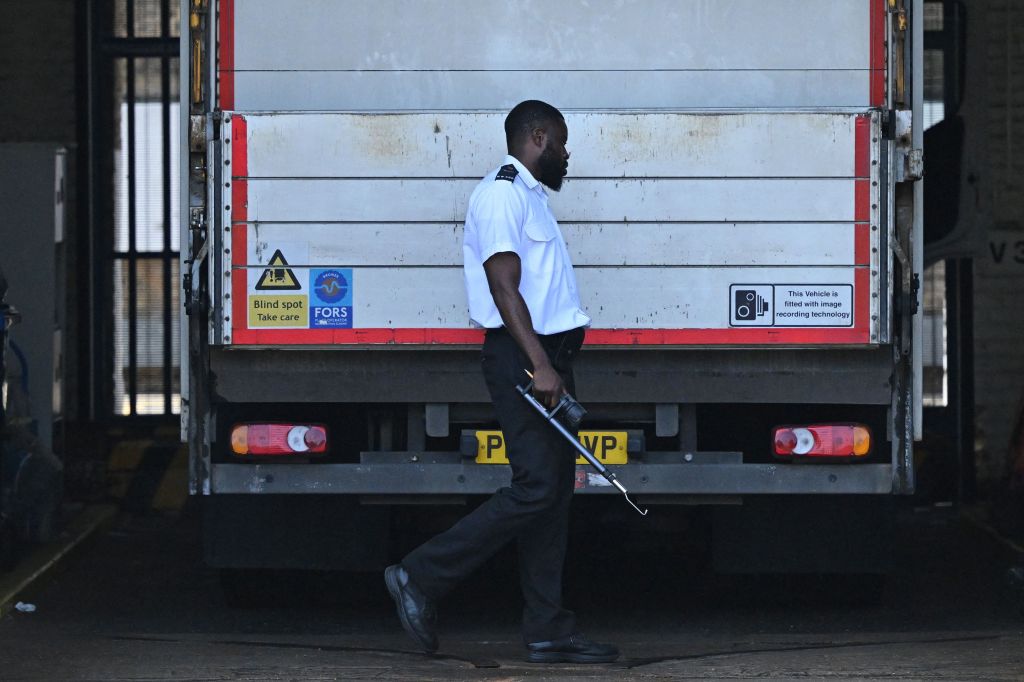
[517,371,648,516]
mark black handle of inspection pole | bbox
[516,383,610,476]
[515,378,648,516]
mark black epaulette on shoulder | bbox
[495,164,518,182]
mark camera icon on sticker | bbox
[730,285,774,326]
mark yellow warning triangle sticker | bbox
[255,249,301,290]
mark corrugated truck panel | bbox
[241,178,859,224]
[241,266,860,330]
[242,113,861,179]
[230,71,873,111]
[233,0,870,71]
[222,112,879,346]
[218,0,884,110]
[245,223,865,268]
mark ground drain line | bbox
[106,635,500,669]
[621,634,1003,669]
[962,509,1024,557]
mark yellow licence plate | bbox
[475,430,628,465]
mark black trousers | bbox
[402,325,585,642]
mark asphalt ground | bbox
[0,499,1022,681]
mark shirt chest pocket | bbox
[524,217,557,243]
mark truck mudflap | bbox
[209,460,896,496]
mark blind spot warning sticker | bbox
[248,295,308,328]
[255,250,301,290]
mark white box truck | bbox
[181,0,924,572]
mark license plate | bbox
[475,430,628,465]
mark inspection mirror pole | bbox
[518,371,648,516]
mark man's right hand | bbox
[482,251,566,407]
[530,362,566,409]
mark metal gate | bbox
[91,0,180,417]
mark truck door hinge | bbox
[183,264,207,316]
[882,109,897,140]
[892,110,922,182]
[903,148,924,182]
[894,9,908,33]
[183,270,195,314]
[183,234,209,317]
[189,207,206,233]
[189,115,207,153]
[888,0,907,30]
[910,273,920,315]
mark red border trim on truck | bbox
[230,327,875,347]
[218,0,234,110]
[869,0,886,107]
[854,114,873,274]
[228,113,874,347]
[230,116,247,338]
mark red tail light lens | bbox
[773,424,870,458]
[231,423,328,455]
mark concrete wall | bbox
[0,145,62,453]
[956,0,1024,486]
[0,1,77,144]
[0,1,78,435]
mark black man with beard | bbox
[385,100,618,664]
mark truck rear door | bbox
[210,0,890,351]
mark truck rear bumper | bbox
[208,462,896,496]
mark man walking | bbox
[385,100,618,664]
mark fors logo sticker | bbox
[309,269,353,328]
[314,270,349,303]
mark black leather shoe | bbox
[526,632,619,663]
[384,564,438,653]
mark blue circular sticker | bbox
[314,270,348,303]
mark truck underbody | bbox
[183,0,923,572]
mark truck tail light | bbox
[773,424,871,458]
[230,423,328,456]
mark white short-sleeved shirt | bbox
[463,155,591,335]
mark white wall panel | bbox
[575,267,857,329]
[233,0,869,71]
[241,265,857,329]
[241,113,860,179]
[226,0,874,110]
[232,71,872,111]
[242,178,857,223]
[225,110,878,342]
[244,223,860,267]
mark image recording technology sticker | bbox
[729,284,774,326]
[728,283,854,327]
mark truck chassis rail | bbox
[209,461,896,496]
